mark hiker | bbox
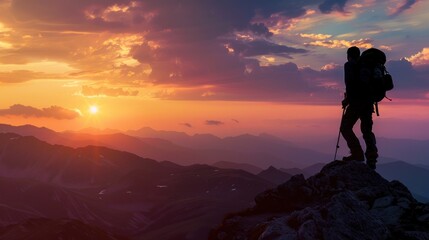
[340,46,378,169]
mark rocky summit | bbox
[210,160,429,240]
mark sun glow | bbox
[89,105,98,114]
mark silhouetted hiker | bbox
[340,46,378,169]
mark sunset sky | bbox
[0,0,428,140]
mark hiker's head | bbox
[347,46,360,61]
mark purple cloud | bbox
[180,123,193,128]
[390,0,418,17]
[205,120,224,126]
[227,39,307,58]
[3,0,371,104]
[319,0,349,13]
[385,59,429,99]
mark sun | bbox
[89,105,98,114]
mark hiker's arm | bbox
[344,62,353,87]
[343,62,353,103]
[342,97,349,109]
[344,62,353,99]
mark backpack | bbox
[359,48,394,115]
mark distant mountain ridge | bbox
[2,124,429,201]
[0,124,330,169]
[127,126,332,168]
[0,133,274,239]
[377,161,429,202]
[212,161,263,175]
[257,166,292,185]
[300,136,429,166]
[1,125,429,239]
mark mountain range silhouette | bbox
[0,125,428,239]
[0,133,272,239]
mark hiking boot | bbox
[365,151,378,170]
[365,151,379,160]
[342,152,364,162]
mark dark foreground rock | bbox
[210,161,429,240]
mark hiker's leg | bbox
[360,105,378,170]
[340,105,363,156]
[360,105,378,157]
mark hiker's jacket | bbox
[344,59,372,105]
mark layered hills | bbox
[0,133,273,239]
[1,124,429,239]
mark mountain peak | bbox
[210,160,429,240]
[257,166,292,185]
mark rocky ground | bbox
[210,160,429,240]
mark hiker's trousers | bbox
[340,103,378,156]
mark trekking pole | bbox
[334,107,346,161]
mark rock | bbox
[370,206,404,225]
[372,196,395,209]
[297,219,319,240]
[320,191,390,240]
[398,197,411,209]
[403,231,429,240]
[255,174,313,212]
[257,219,297,240]
[210,161,429,240]
[418,213,429,222]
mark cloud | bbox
[0,70,53,83]
[319,0,349,13]
[205,120,224,126]
[180,122,193,128]
[385,59,429,99]
[248,23,273,38]
[379,45,393,51]
[232,119,240,123]
[390,0,418,16]
[321,63,341,71]
[7,0,131,31]
[152,61,341,102]
[305,38,373,49]
[81,85,139,97]
[299,33,332,40]
[406,48,429,67]
[6,1,339,34]
[3,0,403,104]
[0,104,81,119]
[227,39,307,58]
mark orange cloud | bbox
[407,48,429,66]
[0,0,424,106]
[0,104,81,119]
[81,85,139,97]
[299,33,332,40]
[379,45,393,51]
[321,63,340,71]
[0,70,55,83]
[305,38,373,49]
